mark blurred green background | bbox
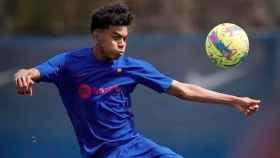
[0,0,280,158]
[1,0,280,34]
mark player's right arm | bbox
[14,68,40,96]
[14,52,67,96]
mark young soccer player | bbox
[14,3,260,158]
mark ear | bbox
[92,29,103,42]
[92,31,98,40]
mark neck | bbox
[93,44,112,62]
[93,45,103,60]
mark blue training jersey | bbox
[35,48,174,158]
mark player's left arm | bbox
[167,80,261,116]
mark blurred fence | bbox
[0,33,279,158]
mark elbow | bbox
[179,84,201,101]
[169,80,201,101]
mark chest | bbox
[65,63,136,99]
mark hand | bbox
[233,97,261,116]
[14,69,35,96]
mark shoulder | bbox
[60,47,91,64]
[51,47,90,60]
[66,47,91,58]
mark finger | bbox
[245,109,250,116]
[16,86,30,95]
[251,99,261,104]
[16,78,23,88]
[25,90,31,96]
[27,76,34,87]
[16,86,28,95]
[30,79,35,85]
[15,79,20,90]
[17,90,25,95]
[24,77,32,92]
[27,77,34,96]
[27,86,33,96]
[22,90,31,96]
[249,108,257,114]
[249,106,256,111]
[245,110,252,117]
[248,104,259,111]
[245,108,258,117]
[254,104,260,109]
[20,77,28,90]
[30,87,33,96]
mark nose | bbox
[118,39,125,49]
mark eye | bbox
[123,37,127,42]
[113,36,121,41]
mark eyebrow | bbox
[112,32,127,38]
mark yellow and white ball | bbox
[205,23,249,68]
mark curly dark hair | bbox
[90,3,134,33]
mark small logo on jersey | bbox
[116,68,123,74]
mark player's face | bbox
[95,26,128,60]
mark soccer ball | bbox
[205,23,249,68]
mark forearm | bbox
[169,80,238,106]
[180,84,237,105]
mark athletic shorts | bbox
[87,135,184,158]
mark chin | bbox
[115,51,124,57]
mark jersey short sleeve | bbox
[126,59,173,93]
[35,53,67,84]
